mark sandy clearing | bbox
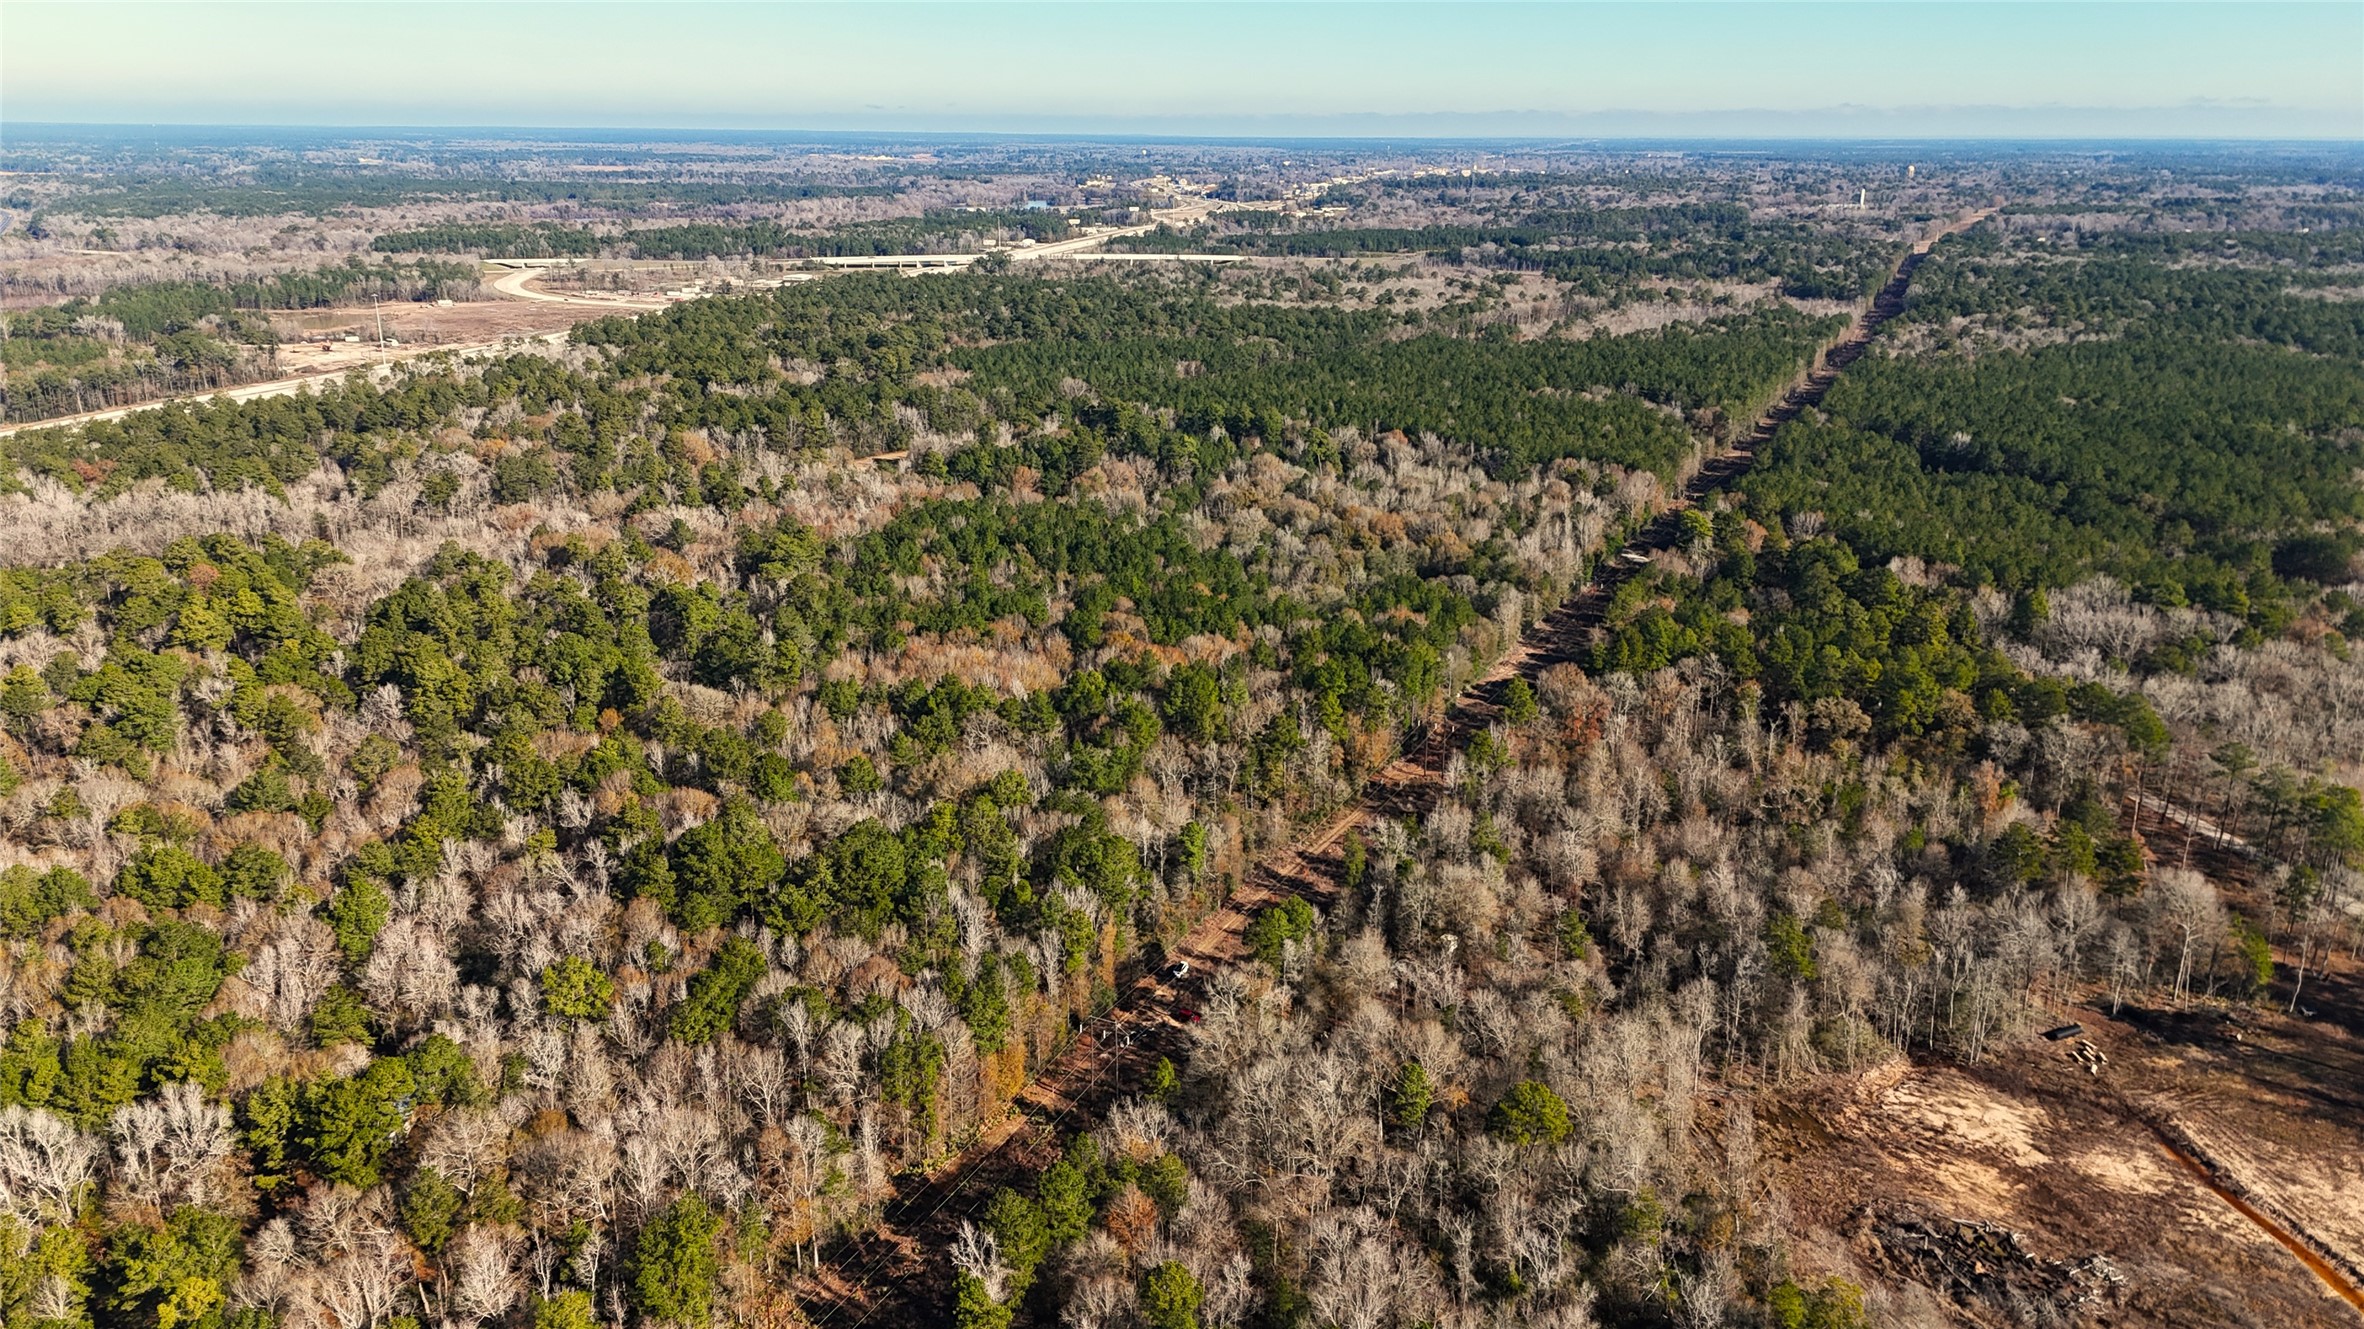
[1872,1067,2054,1167]
[1771,989,2364,1327]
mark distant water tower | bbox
[1907,163,1917,180]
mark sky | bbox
[3,1,2360,140]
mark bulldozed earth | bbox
[1766,952,2364,1327]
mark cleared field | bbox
[1768,964,2364,1327]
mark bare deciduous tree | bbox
[0,1107,98,1224]
[109,1079,233,1212]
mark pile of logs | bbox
[1851,1208,2123,1323]
[2073,1039,2108,1076]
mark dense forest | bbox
[0,240,1855,1329]
[0,153,2355,1329]
[1745,226,2364,607]
[911,189,2364,1328]
[371,227,610,261]
[565,269,1838,472]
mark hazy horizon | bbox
[5,1,2360,142]
[9,119,2364,147]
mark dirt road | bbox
[0,330,569,439]
[486,263,671,309]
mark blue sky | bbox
[4,2,2359,139]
